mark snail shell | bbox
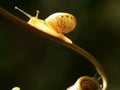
[45,13,77,34]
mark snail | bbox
[15,6,77,44]
[67,76,102,90]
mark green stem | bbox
[0,6,107,90]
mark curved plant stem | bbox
[0,7,107,90]
[67,44,107,90]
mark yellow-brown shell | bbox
[45,12,77,34]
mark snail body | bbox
[15,6,77,44]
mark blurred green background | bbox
[0,0,120,90]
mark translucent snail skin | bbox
[15,6,77,44]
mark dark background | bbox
[0,0,120,90]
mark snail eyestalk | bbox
[35,10,40,18]
[15,6,32,18]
